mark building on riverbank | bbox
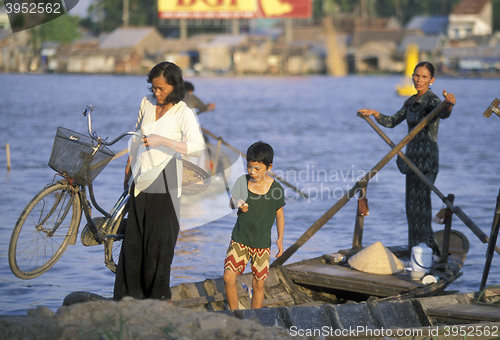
[0,0,498,76]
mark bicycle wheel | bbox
[9,181,81,279]
[104,199,128,274]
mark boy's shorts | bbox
[224,240,270,280]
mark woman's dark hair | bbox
[414,61,435,78]
[147,62,185,105]
[246,141,274,168]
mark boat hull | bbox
[170,230,469,311]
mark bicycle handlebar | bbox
[82,105,141,146]
[82,105,94,137]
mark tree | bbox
[314,0,466,25]
[494,0,500,31]
[26,14,80,58]
[37,15,81,44]
[88,0,158,33]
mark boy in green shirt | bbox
[223,141,286,309]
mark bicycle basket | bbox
[49,127,115,185]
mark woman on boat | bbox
[358,61,456,254]
[114,61,205,301]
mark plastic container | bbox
[411,243,434,274]
[408,269,425,280]
[331,253,346,264]
[422,275,438,285]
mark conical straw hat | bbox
[348,241,405,275]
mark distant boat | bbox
[396,44,419,97]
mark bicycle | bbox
[9,105,214,280]
[8,105,140,280]
[9,105,212,280]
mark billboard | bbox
[158,0,311,19]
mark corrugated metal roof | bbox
[399,35,444,53]
[201,34,247,47]
[451,0,490,15]
[100,27,156,49]
[351,30,406,48]
[442,44,500,58]
[405,16,448,35]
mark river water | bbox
[0,73,499,315]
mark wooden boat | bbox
[170,230,469,311]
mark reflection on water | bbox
[176,228,206,255]
[1,73,499,315]
[172,229,205,279]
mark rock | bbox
[0,297,296,339]
[0,314,61,339]
[198,314,227,330]
[62,291,109,306]
[27,306,55,318]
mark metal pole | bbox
[352,186,367,248]
[180,19,187,40]
[232,19,240,35]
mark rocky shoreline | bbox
[0,297,295,339]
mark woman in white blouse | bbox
[114,62,205,301]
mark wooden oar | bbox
[271,100,449,267]
[359,113,500,255]
[111,148,128,160]
[201,127,309,198]
[88,146,128,174]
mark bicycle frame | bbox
[38,185,76,237]
[75,105,136,242]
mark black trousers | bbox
[114,162,180,300]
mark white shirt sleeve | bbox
[179,105,205,157]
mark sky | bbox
[68,0,91,17]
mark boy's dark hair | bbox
[184,81,195,92]
[247,141,274,168]
[147,61,185,105]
